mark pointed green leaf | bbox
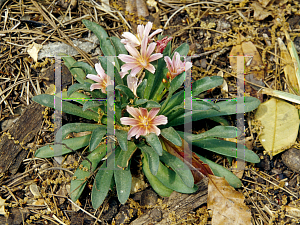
[82,19,108,44]
[145,133,163,156]
[114,166,132,204]
[160,151,194,188]
[145,100,161,108]
[196,153,242,188]
[136,79,147,98]
[35,134,91,158]
[91,160,114,209]
[67,83,91,97]
[193,126,241,140]
[192,76,224,97]
[71,61,97,75]
[56,123,104,142]
[115,129,128,151]
[32,94,99,121]
[70,144,107,201]
[139,143,159,176]
[116,141,137,168]
[62,56,91,84]
[90,126,107,151]
[135,99,148,105]
[82,100,103,111]
[115,84,135,100]
[160,127,182,146]
[171,43,189,58]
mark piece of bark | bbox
[0,102,44,175]
[130,178,208,225]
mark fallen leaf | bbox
[162,137,214,184]
[29,183,42,198]
[0,197,8,218]
[258,0,271,7]
[255,98,300,156]
[251,2,272,21]
[285,205,300,218]
[229,34,265,101]
[27,42,43,62]
[278,37,299,93]
[126,0,149,31]
[207,175,251,225]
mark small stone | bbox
[140,189,158,206]
[282,148,300,173]
[150,208,162,222]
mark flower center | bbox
[139,116,149,126]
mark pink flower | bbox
[127,76,142,97]
[118,36,163,77]
[120,106,168,140]
[156,36,172,53]
[164,52,193,80]
[121,22,162,47]
[86,63,113,93]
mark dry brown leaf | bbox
[229,34,264,101]
[251,2,272,21]
[284,205,300,218]
[0,197,8,218]
[278,37,299,93]
[126,0,149,31]
[207,175,251,225]
[258,0,271,7]
[27,42,43,62]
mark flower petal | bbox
[144,63,155,74]
[90,83,103,92]
[127,106,142,119]
[151,115,168,125]
[118,54,137,63]
[120,62,139,72]
[149,53,163,62]
[185,62,193,71]
[148,125,161,136]
[86,74,102,83]
[130,66,143,77]
[125,44,141,59]
[120,117,139,126]
[143,22,152,38]
[121,32,140,46]
[127,126,141,140]
[148,108,160,120]
[140,108,148,118]
[146,43,156,58]
[95,63,106,78]
[164,56,173,72]
[149,28,163,39]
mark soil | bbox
[1,0,300,224]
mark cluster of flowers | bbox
[86,22,192,140]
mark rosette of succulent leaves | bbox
[33,20,260,209]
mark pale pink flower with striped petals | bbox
[86,63,113,93]
[120,106,168,140]
[118,36,163,77]
[127,76,142,97]
[121,22,162,47]
[164,52,193,80]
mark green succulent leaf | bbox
[144,70,156,99]
[32,94,99,121]
[192,76,224,97]
[62,56,91,84]
[55,123,104,142]
[193,138,260,163]
[142,153,173,197]
[193,126,241,140]
[145,133,163,156]
[196,153,242,188]
[115,129,128,151]
[82,101,103,112]
[160,127,182,146]
[115,84,135,100]
[135,99,148,105]
[90,126,107,151]
[139,143,160,176]
[154,159,198,193]
[136,79,147,99]
[116,141,137,168]
[67,83,92,97]
[71,61,97,75]
[91,160,114,209]
[110,36,127,68]
[160,151,194,188]
[35,134,91,158]
[171,43,189,58]
[82,19,108,44]
[145,100,161,108]
[70,144,107,201]
[167,97,260,126]
[160,90,184,115]
[114,166,132,204]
